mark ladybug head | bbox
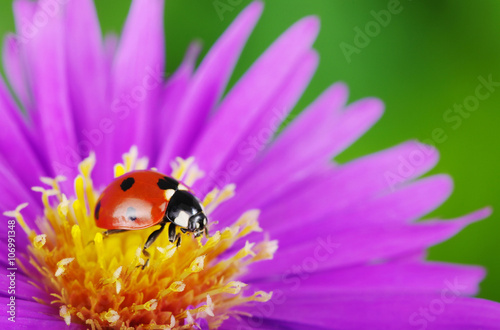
[167,190,208,236]
[189,212,207,237]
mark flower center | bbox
[5,148,276,328]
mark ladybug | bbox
[94,170,208,260]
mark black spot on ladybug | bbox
[120,177,135,191]
[94,201,101,220]
[157,176,178,190]
[126,207,137,221]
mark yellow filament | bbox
[9,146,274,328]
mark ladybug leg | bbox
[138,224,166,269]
[168,222,182,247]
[168,222,177,242]
[143,224,166,256]
[103,229,128,237]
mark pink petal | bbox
[235,294,500,329]
[110,0,166,162]
[189,15,319,175]
[193,50,319,195]
[151,42,201,166]
[252,262,484,296]
[214,140,439,228]
[64,0,108,147]
[260,174,454,237]
[0,77,48,191]
[13,1,80,190]
[157,1,264,169]
[244,208,491,279]
[2,34,31,110]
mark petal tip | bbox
[238,1,264,24]
[435,173,454,195]
[352,97,385,119]
[248,0,264,14]
[300,15,321,36]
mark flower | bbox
[1,0,499,329]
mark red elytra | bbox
[94,170,181,230]
[94,169,208,262]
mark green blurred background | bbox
[0,0,499,300]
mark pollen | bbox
[10,147,276,328]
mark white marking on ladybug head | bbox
[178,184,188,191]
[164,189,175,200]
[174,211,190,228]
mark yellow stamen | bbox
[205,294,215,317]
[123,146,139,172]
[55,258,74,277]
[185,310,195,327]
[14,148,275,328]
[57,194,70,218]
[114,163,125,178]
[33,234,46,249]
[170,157,194,181]
[59,305,72,326]
[156,245,177,260]
[3,203,33,238]
[144,299,158,311]
[202,184,236,216]
[104,309,120,324]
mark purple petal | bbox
[12,0,37,45]
[0,297,58,320]
[110,0,166,163]
[0,156,41,222]
[152,42,201,167]
[222,82,348,192]
[188,15,319,177]
[64,0,108,156]
[235,96,383,198]
[352,174,453,225]
[258,174,453,237]
[103,33,118,67]
[205,84,349,217]
[214,140,439,228]
[221,316,329,330]
[0,78,47,190]
[243,208,491,279]
[13,1,79,190]
[0,318,72,329]
[261,83,349,165]
[236,294,500,329]
[2,34,31,109]
[0,270,50,301]
[157,1,264,169]
[195,50,318,195]
[251,262,484,296]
